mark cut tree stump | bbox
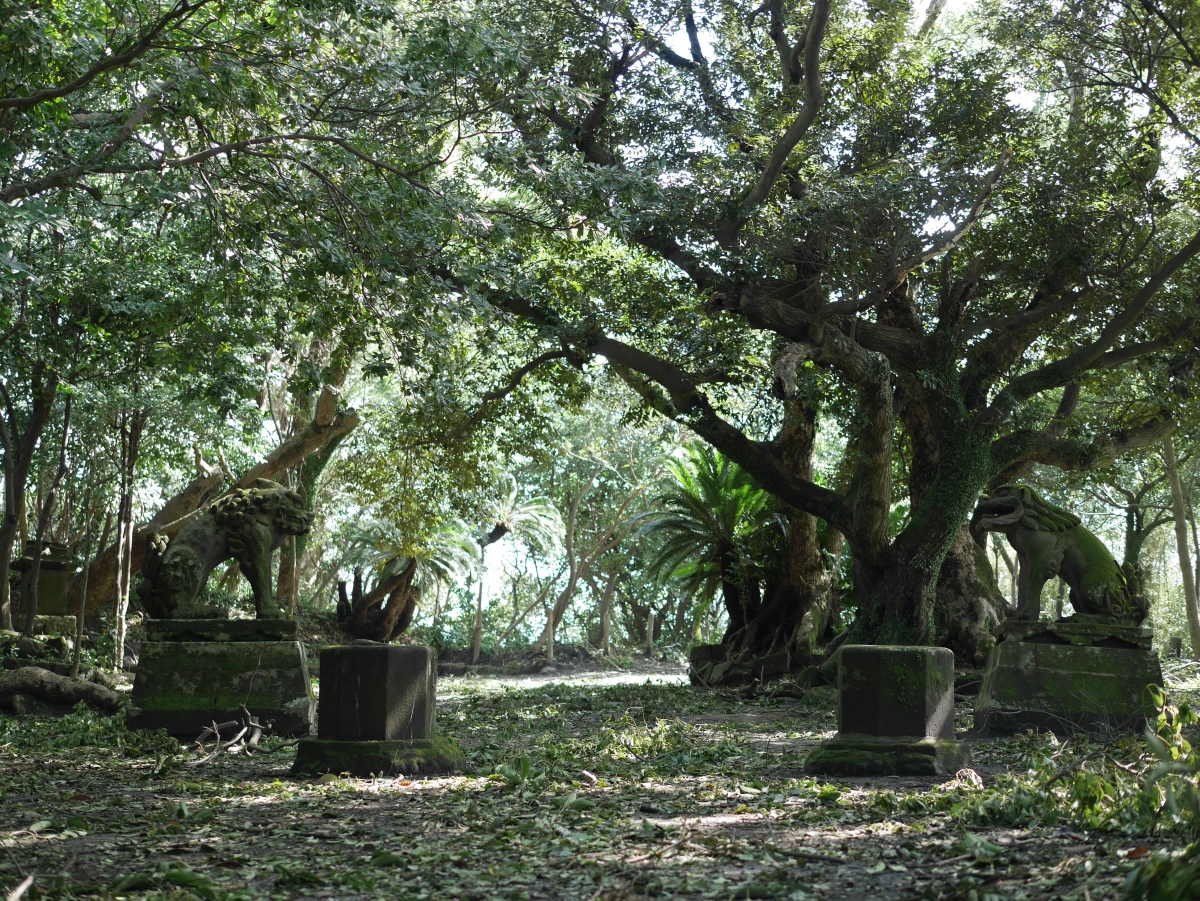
[0,666,123,713]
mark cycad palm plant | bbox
[642,446,777,639]
[338,518,480,641]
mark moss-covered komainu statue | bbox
[970,484,1147,625]
[138,480,312,619]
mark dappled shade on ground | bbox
[0,667,1178,900]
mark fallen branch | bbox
[0,667,122,713]
[6,875,33,901]
[188,726,248,765]
[190,721,240,746]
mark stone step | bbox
[144,618,298,642]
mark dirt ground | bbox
[0,660,1179,900]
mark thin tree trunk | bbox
[0,370,60,630]
[283,536,299,619]
[70,527,93,679]
[431,582,442,634]
[112,407,146,672]
[1164,435,1200,657]
[599,570,617,654]
[22,395,72,637]
[498,569,564,646]
[1186,484,1200,600]
[993,534,1016,605]
[472,545,486,664]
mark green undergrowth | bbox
[959,688,1200,838]
[0,704,178,756]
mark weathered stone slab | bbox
[838,645,955,740]
[996,620,1152,650]
[28,615,78,636]
[807,645,968,777]
[974,639,1164,734]
[145,618,298,643]
[126,640,314,737]
[317,644,435,741]
[291,736,465,777]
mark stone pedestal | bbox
[806,645,969,776]
[126,619,314,738]
[974,620,1164,735]
[292,644,464,778]
[11,542,75,617]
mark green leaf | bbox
[371,850,406,867]
[111,874,156,891]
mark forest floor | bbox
[0,659,1192,901]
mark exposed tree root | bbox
[0,666,123,713]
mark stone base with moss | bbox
[974,626,1164,735]
[806,645,970,776]
[290,736,465,778]
[126,639,314,737]
[806,735,970,777]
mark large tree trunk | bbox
[697,396,830,681]
[830,293,1004,658]
[0,666,122,714]
[848,422,1001,654]
[275,352,352,607]
[21,395,73,637]
[933,526,1009,666]
[337,560,419,642]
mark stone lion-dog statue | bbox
[138,480,312,619]
[970,484,1147,624]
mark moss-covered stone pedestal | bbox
[291,736,464,777]
[974,620,1164,735]
[806,645,969,777]
[806,736,970,776]
[126,619,314,737]
[291,643,464,778]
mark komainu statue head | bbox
[971,484,1147,625]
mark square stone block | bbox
[838,645,955,740]
[974,640,1164,734]
[318,644,435,741]
[126,640,314,737]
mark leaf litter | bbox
[0,668,1189,900]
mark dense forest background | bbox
[3,0,1200,673]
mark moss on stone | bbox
[974,640,1165,734]
[127,639,314,736]
[290,736,465,778]
[806,736,969,776]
